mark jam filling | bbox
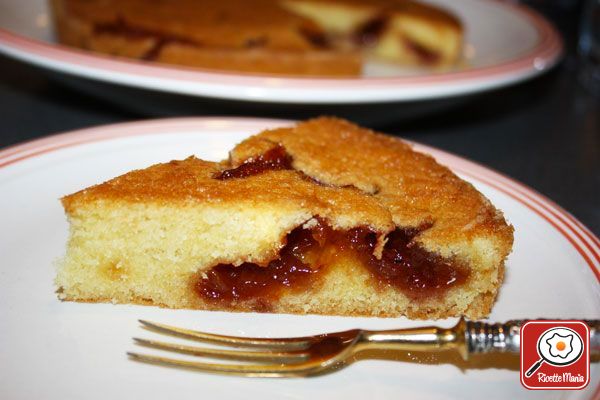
[195,225,322,305]
[94,17,438,65]
[94,18,200,60]
[354,227,468,299]
[352,15,440,65]
[244,36,269,48]
[299,25,332,49]
[194,220,469,307]
[215,145,293,180]
[95,18,329,61]
[354,15,388,47]
[404,40,440,65]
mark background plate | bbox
[0,0,563,103]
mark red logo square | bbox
[520,321,590,390]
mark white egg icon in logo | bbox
[546,332,573,358]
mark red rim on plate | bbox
[0,1,563,103]
[0,117,597,280]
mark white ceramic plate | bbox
[0,0,563,104]
[0,118,598,400]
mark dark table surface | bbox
[0,3,598,235]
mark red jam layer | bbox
[354,15,388,46]
[299,25,332,49]
[352,15,439,65]
[93,18,198,60]
[215,145,293,180]
[195,225,320,306]
[403,39,440,65]
[352,227,468,299]
[194,220,469,307]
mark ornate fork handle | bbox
[362,318,600,360]
[465,319,600,356]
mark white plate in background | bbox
[0,0,562,103]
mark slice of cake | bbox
[57,118,513,319]
[50,0,462,76]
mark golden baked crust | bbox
[63,158,395,231]
[50,0,462,76]
[63,157,395,265]
[58,117,513,319]
[230,118,514,264]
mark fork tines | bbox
[128,320,350,377]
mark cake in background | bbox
[50,0,463,76]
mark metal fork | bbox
[128,318,600,377]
